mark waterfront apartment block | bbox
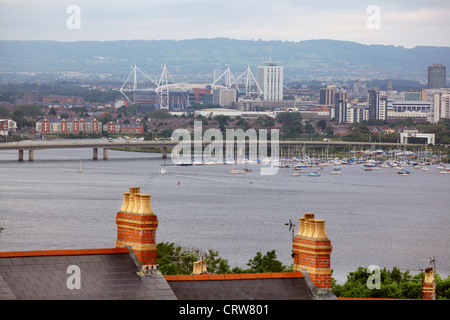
[0,119,17,136]
[103,121,144,135]
[35,117,101,134]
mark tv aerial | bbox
[285,219,296,241]
[264,219,296,241]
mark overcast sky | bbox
[0,0,449,48]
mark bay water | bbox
[0,147,449,284]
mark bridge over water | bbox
[0,139,420,161]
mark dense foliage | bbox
[332,266,450,299]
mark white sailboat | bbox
[77,160,83,173]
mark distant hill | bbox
[0,38,449,83]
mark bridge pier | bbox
[103,148,108,160]
[93,148,98,160]
[29,150,34,162]
[18,150,23,161]
[162,146,167,159]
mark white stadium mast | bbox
[156,64,170,110]
[232,65,263,98]
[119,63,157,103]
[211,64,237,90]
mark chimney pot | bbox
[131,193,141,214]
[120,192,130,212]
[306,219,316,238]
[424,267,434,283]
[312,219,328,240]
[302,213,314,237]
[192,260,208,275]
[297,217,305,237]
[137,194,153,215]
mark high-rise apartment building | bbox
[431,90,450,123]
[428,64,446,89]
[334,99,348,124]
[257,61,283,101]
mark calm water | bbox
[0,147,449,284]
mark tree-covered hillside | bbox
[1,38,449,82]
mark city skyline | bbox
[0,0,449,48]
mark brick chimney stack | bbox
[116,187,159,268]
[422,267,436,300]
[292,213,333,294]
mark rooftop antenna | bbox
[285,219,295,242]
[419,256,436,270]
[263,219,296,242]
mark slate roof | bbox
[165,273,312,300]
[0,248,318,300]
[0,248,177,300]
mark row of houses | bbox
[35,117,143,135]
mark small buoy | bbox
[178,181,181,186]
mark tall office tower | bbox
[257,61,283,100]
[319,85,337,106]
[428,64,446,89]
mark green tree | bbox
[277,112,302,125]
[317,119,328,131]
[277,112,303,138]
[231,250,291,273]
[101,113,114,124]
[0,106,10,117]
[326,124,334,135]
[304,122,315,134]
[150,109,172,119]
[48,107,57,116]
[263,117,275,127]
